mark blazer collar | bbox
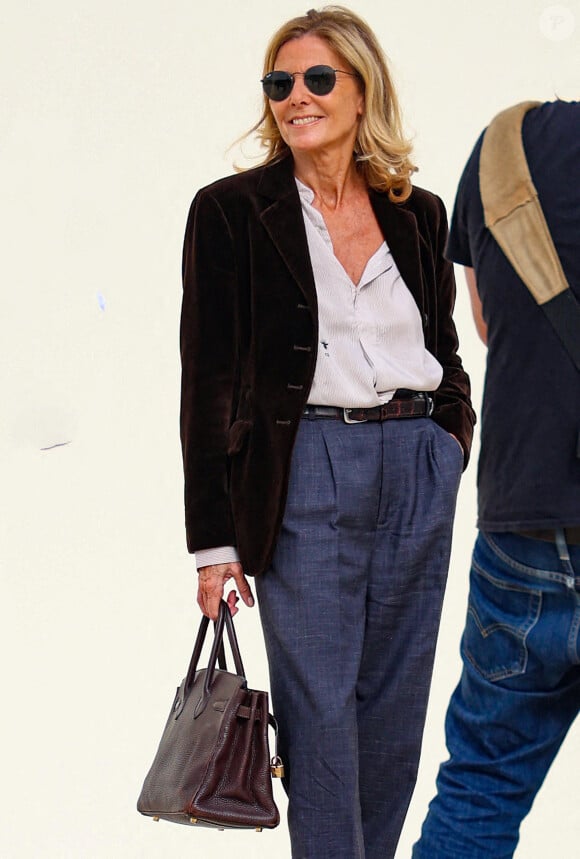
[256,154,424,313]
[256,152,296,202]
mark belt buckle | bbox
[343,408,367,424]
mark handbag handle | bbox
[180,601,246,717]
[205,601,245,680]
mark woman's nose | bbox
[289,74,311,104]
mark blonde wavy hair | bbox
[246,5,416,202]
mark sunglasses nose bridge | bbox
[288,72,312,102]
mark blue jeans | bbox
[413,530,580,859]
[255,416,463,859]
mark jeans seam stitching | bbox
[568,605,580,664]
[466,559,543,681]
[483,532,573,585]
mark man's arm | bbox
[465,266,488,345]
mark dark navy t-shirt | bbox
[446,100,580,530]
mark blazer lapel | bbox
[255,158,425,317]
[257,156,318,313]
[370,190,425,314]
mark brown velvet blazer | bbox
[180,154,475,575]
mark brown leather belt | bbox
[303,392,434,424]
[517,527,580,546]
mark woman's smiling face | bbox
[268,34,364,158]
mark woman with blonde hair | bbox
[180,6,474,857]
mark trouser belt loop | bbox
[555,528,571,563]
[554,528,576,590]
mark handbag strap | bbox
[183,601,246,703]
[479,101,580,371]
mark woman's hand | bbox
[197,562,254,620]
[449,433,464,455]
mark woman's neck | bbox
[293,151,364,210]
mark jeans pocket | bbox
[462,560,542,682]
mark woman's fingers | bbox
[226,589,240,616]
[197,562,254,619]
[232,566,255,609]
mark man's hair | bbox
[246,5,416,201]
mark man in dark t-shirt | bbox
[413,101,580,858]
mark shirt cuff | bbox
[195,545,240,570]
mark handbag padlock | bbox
[270,755,285,778]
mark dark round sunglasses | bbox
[261,65,359,102]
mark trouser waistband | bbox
[303,392,434,424]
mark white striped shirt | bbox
[298,178,443,407]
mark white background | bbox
[1,1,578,856]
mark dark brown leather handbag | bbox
[137,601,283,830]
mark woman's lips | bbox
[290,115,322,126]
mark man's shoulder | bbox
[524,99,580,133]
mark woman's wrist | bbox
[195,545,240,570]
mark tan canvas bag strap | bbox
[480,101,580,371]
[479,100,568,303]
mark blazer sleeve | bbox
[180,189,239,553]
[430,194,476,467]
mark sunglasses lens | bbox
[262,71,293,101]
[304,65,336,96]
[262,65,340,101]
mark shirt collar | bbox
[295,177,394,287]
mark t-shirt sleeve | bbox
[445,131,486,267]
